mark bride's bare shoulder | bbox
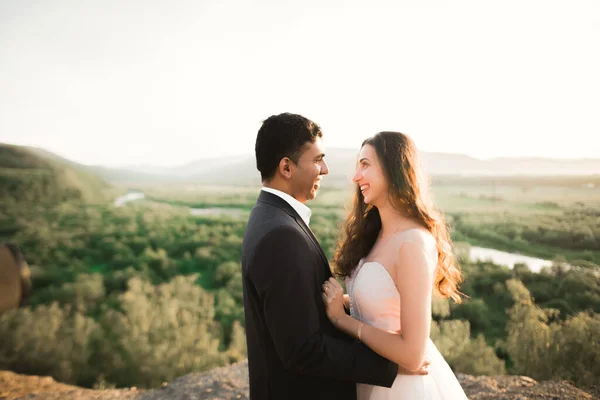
[396,227,435,247]
[391,228,438,269]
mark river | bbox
[469,246,554,273]
[114,191,145,206]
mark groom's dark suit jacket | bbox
[242,191,397,400]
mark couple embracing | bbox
[241,113,468,399]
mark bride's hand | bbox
[322,277,346,326]
[398,356,432,375]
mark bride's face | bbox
[352,144,388,206]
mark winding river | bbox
[469,247,553,273]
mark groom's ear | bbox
[278,157,293,180]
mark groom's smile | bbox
[314,178,323,190]
[291,137,329,203]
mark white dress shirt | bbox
[261,187,312,226]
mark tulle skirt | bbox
[357,339,468,400]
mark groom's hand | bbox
[397,357,431,375]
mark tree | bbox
[451,298,491,334]
[226,320,247,362]
[0,302,98,385]
[61,273,105,312]
[505,279,600,386]
[431,319,506,375]
[431,294,451,319]
[99,275,227,388]
[430,320,471,364]
[506,279,552,378]
[215,261,239,285]
[452,335,506,375]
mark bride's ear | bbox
[278,157,293,180]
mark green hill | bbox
[0,144,110,204]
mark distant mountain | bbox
[115,155,251,179]
[97,149,599,186]
[0,144,110,203]
[3,144,598,189]
[148,155,249,177]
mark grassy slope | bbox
[0,143,111,204]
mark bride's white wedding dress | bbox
[346,233,468,400]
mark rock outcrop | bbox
[1,361,597,400]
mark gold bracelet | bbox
[357,322,365,341]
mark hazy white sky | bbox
[1,0,599,167]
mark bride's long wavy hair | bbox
[333,132,463,303]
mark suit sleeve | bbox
[248,226,397,387]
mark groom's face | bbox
[290,138,329,203]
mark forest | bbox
[0,172,598,390]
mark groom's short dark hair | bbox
[255,113,323,182]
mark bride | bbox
[322,131,468,399]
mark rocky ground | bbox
[0,370,138,400]
[1,361,598,400]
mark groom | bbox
[242,113,427,400]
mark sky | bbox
[1,0,599,167]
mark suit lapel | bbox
[257,191,332,275]
[293,214,330,270]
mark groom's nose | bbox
[320,159,329,175]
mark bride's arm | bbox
[323,242,434,372]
